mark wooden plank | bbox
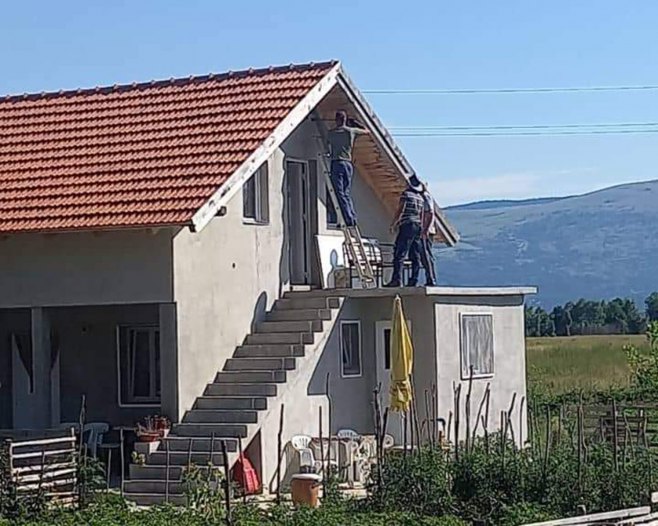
[522,506,651,526]
[15,467,76,484]
[16,478,77,492]
[9,436,75,449]
[12,461,75,475]
[11,447,75,460]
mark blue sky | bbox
[1,1,657,205]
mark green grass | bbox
[526,335,650,394]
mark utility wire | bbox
[389,121,658,131]
[364,84,658,95]
[392,128,658,137]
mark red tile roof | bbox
[0,61,337,233]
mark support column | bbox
[159,303,179,423]
[31,307,52,428]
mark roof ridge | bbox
[0,60,339,104]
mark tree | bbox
[647,292,658,322]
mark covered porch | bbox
[0,303,178,436]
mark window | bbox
[118,326,161,405]
[460,314,494,378]
[340,321,362,377]
[243,163,269,223]
[326,185,338,228]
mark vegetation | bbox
[527,334,648,394]
[525,293,656,337]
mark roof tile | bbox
[0,61,336,233]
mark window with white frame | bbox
[340,321,362,377]
[460,314,494,378]
[243,163,269,224]
[118,326,161,405]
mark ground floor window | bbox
[460,314,494,378]
[340,321,362,377]
[117,325,160,405]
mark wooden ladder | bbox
[313,112,376,289]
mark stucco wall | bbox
[307,293,528,445]
[434,295,528,445]
[172,146,288,416]
[0,229,174,308]
[172,116,396,417]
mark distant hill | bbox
[436,180,658,308]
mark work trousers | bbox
[412,236,436,285]
[330,160,357,227]
[390,222,422,285]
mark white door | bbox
[286,160,311,285]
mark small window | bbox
[460,314,494,378]
[243,163,269,223]
[326,185,338,228]
[340,321,362,377]
[118,326,161,405]
[383,328,391,370]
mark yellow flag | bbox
[389,295,414,412]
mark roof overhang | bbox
[191,62,459,246]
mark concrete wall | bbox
[172,116,396,417]
[51,304,160,426]
[0,229,174,308]
[434,295,528,445]
[172,146,289,416]
[307,293,528,445]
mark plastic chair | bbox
[290,435,315,472]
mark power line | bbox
[389,121,658,131]
[392,128,658,137]
[364,84,658,95]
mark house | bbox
[0,60,535,503]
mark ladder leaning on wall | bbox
[312,111,376,289]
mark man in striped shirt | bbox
[384,175,428,287]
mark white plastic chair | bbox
[290,434,315,471]
[336,429,361,486]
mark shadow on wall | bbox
[249,292,269,335]
[278,162,290,298]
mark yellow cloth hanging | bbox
[389,295,414,412]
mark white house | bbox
[0,61,534,504]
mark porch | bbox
[0,303,178,434]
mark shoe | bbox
[425,281,436,287]
[407,281,418,287]
[384,281,401,288]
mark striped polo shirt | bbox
[399,189,425,225]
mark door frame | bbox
[285,159,312,286]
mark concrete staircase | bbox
[123,292,342,506]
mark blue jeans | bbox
[412,236,436,285]
[391,222,422,285]
[330,160,357,227]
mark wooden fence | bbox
[1,428,78,506]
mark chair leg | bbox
[106,449,112,491]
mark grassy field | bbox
[526,335,650,394]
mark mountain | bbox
[436,180,658,308]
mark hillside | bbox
[436,179,658,307]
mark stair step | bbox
[124,492,187,506]
[234,344,305,358]
[124,480,189,495]
[214,370,286,383]
[224,357,296,371]
[205,383,278,397]
[147,451,226,466]
[246,332,314,345]
[276,297,342,310]
[161,436,238,452]
[129,464,186,480]
[172,423,248,438]
[267,308,332,321]
[183,409,258,424]
[256,320,323,333]
[194,396,267,410]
